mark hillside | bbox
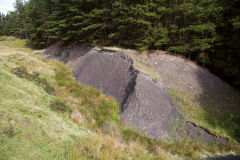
[0,37,240,160]
[42,44,240,142]
[1,0,240,159]
[41,43,240,158]
[0,37,163,160]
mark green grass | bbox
[12,66,56,95]
[0,37,239,160]
[0,36,8,41]
[169,88,240,143]
[0,58,87,160]
[53,62,120,129]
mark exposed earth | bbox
[41,44,240,143]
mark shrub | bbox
[12,66,30,79]
[121,128,158,153]
[12,66,55,95]
[49,99,71,113]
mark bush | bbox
[121,128,158,153]
[12,66,55,95]
[12,66,30,79]
[49,99,71,113]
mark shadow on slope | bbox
[194,66,240,142]
[137,51,240,143]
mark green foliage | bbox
[1,0,240,88]
[197,53,210,67]
[49,99,71,113]
[12,66,55,95]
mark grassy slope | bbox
[0,37,239,160]
[0,37,88,159]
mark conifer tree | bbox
[1,0,240,87]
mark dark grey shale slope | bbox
[41,45,227,143]
[72,49,138,111]
[121,73,181,139]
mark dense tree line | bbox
[0,0,240,88]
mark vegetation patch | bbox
[0,38,88,159]
[0,36,8,41]
[12,66,55,95]
[118,127,240,160]
[169,87,240,142]
[49,99,71,113]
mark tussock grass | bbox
[53,62,120,129]
[12,66,56,95]
[1,37,239,160]
[66,134,157,160]
[0,38,89,159]
[0,59,88,159]
[49,99,71,113]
